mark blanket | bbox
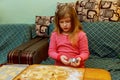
[0,24,35,64]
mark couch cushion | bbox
[35,16,54,37]
[85,58,120,80]
[86,58,120,69]
[82,22,120,58]
[48,23,54,36]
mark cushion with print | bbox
[99,0,120,22]
[56,2,76,13]
[35,16,54,37]
[76,0,101,22]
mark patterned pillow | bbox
[76,0,101,22]
[118,7,120,21]
[35,16,54,37]
[99,0,120,22]
[56,2,76,13]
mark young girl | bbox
[48,4,90,68]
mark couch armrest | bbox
[35,38,49,63]
[7,37,49,64]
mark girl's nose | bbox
[63,22,67,26]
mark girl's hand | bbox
[70,57,81,67]
[60,55,70,65]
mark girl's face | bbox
[59,17,71,34]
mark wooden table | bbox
[84,68,111,80]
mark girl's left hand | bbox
[70,57,81,67]
[60,55,70,65]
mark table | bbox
[13,64,111,80]
[0,64,111,80]
[84,68,111,80]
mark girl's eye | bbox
[66,20,71,23]
[59,20,71,24]
[60,21,64,23]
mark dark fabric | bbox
[82,22,120,80]
[82,22,120,58]
[0,24,35,64]
[48,23,54,36]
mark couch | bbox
[0,24,36,64]
[0,23,120,80]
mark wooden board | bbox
[0,64,28,80]
[13,64,85,80]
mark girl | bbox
[48,4,90,68]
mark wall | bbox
[0,0,77,24]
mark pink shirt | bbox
[48,31,90,67]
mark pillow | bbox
[35,16,54,37]
[76,0,101,22]
[56,2,76,13]
[99,0,120,22]
[118,7,120,22]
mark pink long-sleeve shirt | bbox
[48,31,90,67]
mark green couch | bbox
[0,24,36,64]
[0,22,120,80]
[83,22,120,80]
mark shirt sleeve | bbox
[76,32,90,61]
[48,32,61,61]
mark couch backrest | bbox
[82,22,120,58]
[35,0,120,37]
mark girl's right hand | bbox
[70,57,81,67]
[60,55,70,65]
